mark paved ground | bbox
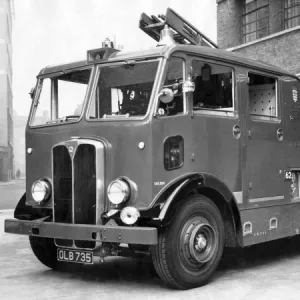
[0,180,25,210]
[1,211,300,300]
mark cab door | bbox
[244,72,287,207]
[152,55,193,201]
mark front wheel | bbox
[151,194,224,289]
[29,236,58,269]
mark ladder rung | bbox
[144,22,165,30]
[151,15,162,23]
[158,14,166,21]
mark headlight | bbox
[31,179,51,203]
[120,207,140,225]
[107,179,130,205]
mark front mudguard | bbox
[14,193,51,220]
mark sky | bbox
[12,0,217,116]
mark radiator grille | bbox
[53,143,97,249]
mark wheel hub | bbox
[195,233,207,251]
[181,217,218,265]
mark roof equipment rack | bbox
[139,7,218,48]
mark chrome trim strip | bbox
[249,195,284,203]
[71,144,77,248]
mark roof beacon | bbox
[157,25,176,47]
[102,38,114,48]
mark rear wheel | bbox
[151,194,224,289]
[29,236,58,269]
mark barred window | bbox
[285,0,300,29]
[242,0,269,43]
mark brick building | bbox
[0,0,14,181]
[217,0,300,75]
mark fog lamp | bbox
[120,207,140,225]
[107,179,130,205]
[31,179,51,203]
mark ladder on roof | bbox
[139,8,218,48]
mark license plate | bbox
[57,248,93,264]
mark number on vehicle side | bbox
[284,171,292,180]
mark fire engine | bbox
[5,8,300,289]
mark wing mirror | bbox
[29,87,36,100]
[158,88,174,104]
[159,75,195,103]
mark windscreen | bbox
[87,60,159,118]
[31,68,91,126]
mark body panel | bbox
[26,120,153,210]
[240,203,299,246]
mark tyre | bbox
[151,194,225,289]
[29,236,58,270]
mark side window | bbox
[192,60,234,112]
[158,57,184,116]
[248,73,277,119]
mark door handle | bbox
[233,125,241,139]
[277,128,283,141]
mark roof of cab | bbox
[38,44,298,80]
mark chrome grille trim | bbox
[52,138,105,249]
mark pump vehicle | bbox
[5,8,300,289]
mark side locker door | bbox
[245,72,286,206]
[241,72,293,246]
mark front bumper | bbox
[4,219,158,245]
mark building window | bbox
[242,0,269,43]
[284,0,300,29]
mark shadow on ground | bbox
[220,235,300,271]
[34,235,300,288]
